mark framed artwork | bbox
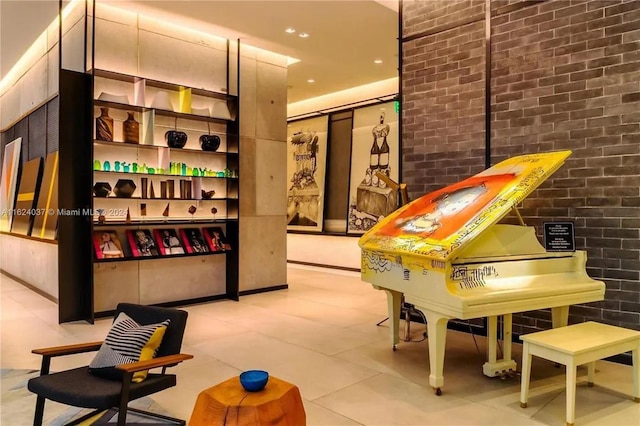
[179,228,210,253]
[347,102,399,234]
[93,231,125,259]
[11,157,44,236]
[286,115,329,232]
[32,152,59,240]
[0,137,23,232]
[203,227,231,252]
[153,228,185,255]
[126,229,159,257]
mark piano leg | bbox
[423,310,448,395]
[483,314,517,378]
[552,306,569,328]
[383,289,402,350]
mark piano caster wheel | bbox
[520,402,527,409]
[434,387,442,396]
[392,344,398,351]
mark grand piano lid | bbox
[359,151,572,263]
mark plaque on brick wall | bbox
[543,222,575,252]
[347,102,399,234]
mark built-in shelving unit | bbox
[50,12,243,321]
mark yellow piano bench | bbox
[519,321,640,426]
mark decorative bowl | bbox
[201,189,216,199]
[93,182,112,197]
[239,370,269,392]
[97,92,129,104]
[113,179,137,198]
[165,130,188,149]
[151,91,174,111]
[200,134,221,152]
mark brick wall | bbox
[402,0,640,333]
[402,4,486,199]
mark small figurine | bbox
[149,181,156,198]
[125,208,131,224]
[140,203,147,217]
[162,203,170,218]
[188,205,197,220]
[211,206,218,220]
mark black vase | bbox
[165,130,188,149]
[93,182,112,197]
[200,134,221,152]
[113,179,137,198]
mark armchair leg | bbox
[117,373,133,426]
[33,396,45,426]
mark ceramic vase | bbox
[96,108,114,141]
[123,112,139,144]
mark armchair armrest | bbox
[32,341,103,357]
[115,353,193,374]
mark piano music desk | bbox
[519,321,640,426]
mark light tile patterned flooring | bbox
[1,265,639,425]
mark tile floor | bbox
[1,265,639,425]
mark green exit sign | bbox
[394,101,400,113]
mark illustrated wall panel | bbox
[286,116,328,232]
[347,102,399,234]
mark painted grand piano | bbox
[358,151,605,395]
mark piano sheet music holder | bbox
[359,151,605,395]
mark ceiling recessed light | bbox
[307,79,315,83]
[285,28,296,34]
[299,32,310,38]
[374,59,383,64]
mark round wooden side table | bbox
[189,375,306,425]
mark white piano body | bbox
[358,151,605,394]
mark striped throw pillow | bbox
[89,312,170,382]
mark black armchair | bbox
[28,303,192,426]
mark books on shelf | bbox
[179,228,210,254]
[203,227,232,252]
[126,229,159,257]
[93,231,125,259]
[94,226,231,260]
[153,228,185,255]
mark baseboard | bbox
[239,284,288,296]
[287,260,360,273]
[0,269,58,304]
[94,293,232,319]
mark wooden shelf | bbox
[93,218,236,227]
[94,99,233,124]
[94,170,237,179]
[92,69,233,101]
[93,140,238,155]
[95,249,230,263]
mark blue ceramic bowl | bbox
[239,370,269,392]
